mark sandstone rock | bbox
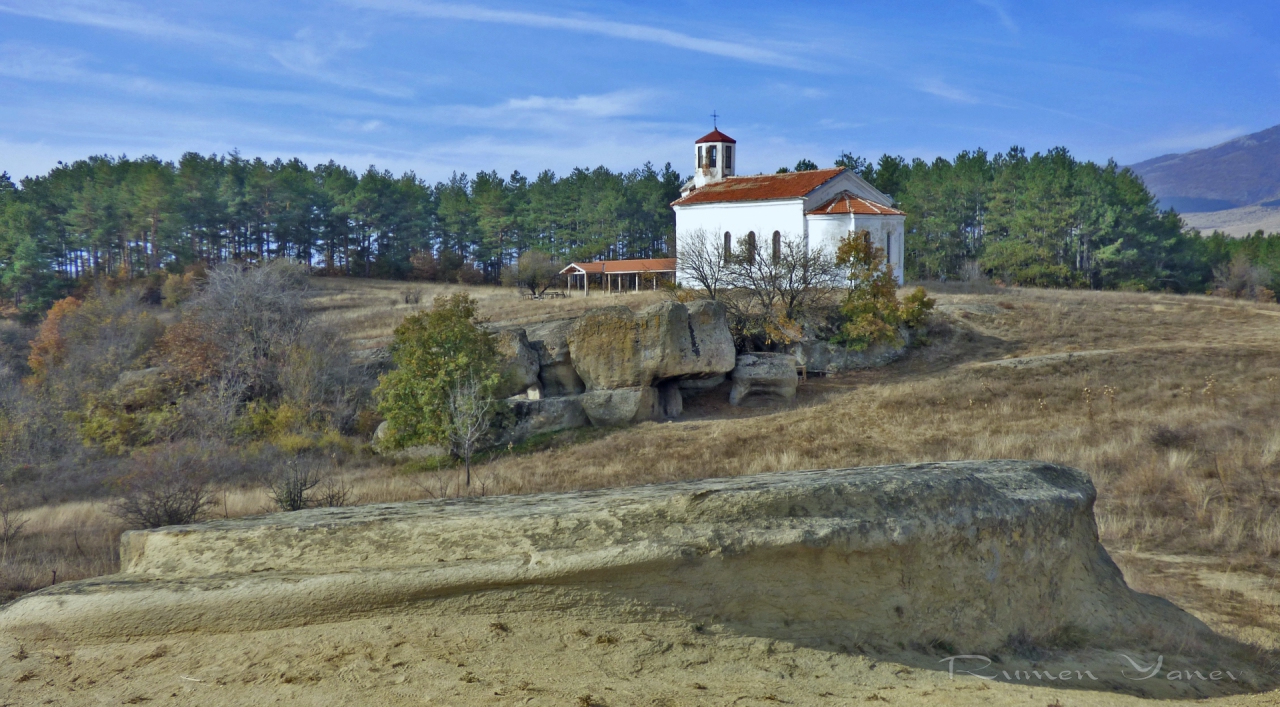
[524,319,584,396]
[567,300,735,390]
[0,460,1225,661]
[492,395,588,445]
[676,373,725,394]
[492,328,540,399]
[579,386,662,426]
[729,353,798,405]
[788,329,914,374]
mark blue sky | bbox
[1,1,1277,183]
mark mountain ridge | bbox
[1130,123,1280,213]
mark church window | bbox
[745,231,757,263]
[708,145,717,169]
[723,231,732,263]
[697,146,704,169]
[724,145,734,171]
[771,231,781,263]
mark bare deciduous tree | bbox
[676,228,730,300]
[0,485,28,562]
[446,377,493,487]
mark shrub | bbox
[264,457,353,511]
[374,293,500,450]
[834,230,934,350]
[1212,253,1274,302]
[109,444,218,528]
[158,260,365,437]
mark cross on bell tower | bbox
[693,116,736,188]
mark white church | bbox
[672,126,905,284]
[560,125,905,295]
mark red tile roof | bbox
[672,168,844,206]
[806,192,904,216]
[695,128,737,144]
[560,258,676,275]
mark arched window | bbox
[745,231,757,263]
[723,231,732,264]
[771,231,781,263]
[708,145,718,169]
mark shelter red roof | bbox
[672,168,844,206]
[806,192,904,216]
[694,129,737,144]
[560,258,676,275]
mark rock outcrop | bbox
[492,328,540,399]
[729,352,798,405]
[788,330,914,374]
[567,300,735,390]
[523,319,585,397]
[0,461,1219,657]
[495,396,588,443]
[579,386,662,427]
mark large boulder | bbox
[4,460,1234,674]
[567,300,735,390]
[580,386,663,427]
[729,352,798,405]
[493,395,588,445]
[492,328,540,399]
[524,319,585,396]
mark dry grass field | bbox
[7,278,1280,660]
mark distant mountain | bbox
[1129,124,1280,213]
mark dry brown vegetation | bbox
[6,278,1280,654]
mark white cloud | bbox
[975,0,1018,35]
[0,42,87,82]
[0,0,246,47]
[268,28,414,98]
[339,0,809,69]
[917,78,981,104]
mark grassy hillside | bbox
[6,280,1280,654]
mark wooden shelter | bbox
[559,258,676,296]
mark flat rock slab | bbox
[0,461,1222,658]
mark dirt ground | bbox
[4,607,1278,706]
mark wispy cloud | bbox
[917,78,980,104]
[0,0,245,47]
[1141,126,1248,154]
[0,42,86,82]
[1124,10,1236,39]
[268,28,414,98]
[975,0,1018,35]
[339,0,808,69]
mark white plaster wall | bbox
[808,213,906,285]
[674,200,808,250]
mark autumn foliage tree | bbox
[835,230,934,350]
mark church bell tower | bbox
[693,118,736,188]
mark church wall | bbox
[674,199,809,251]
[808,213,906,285]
